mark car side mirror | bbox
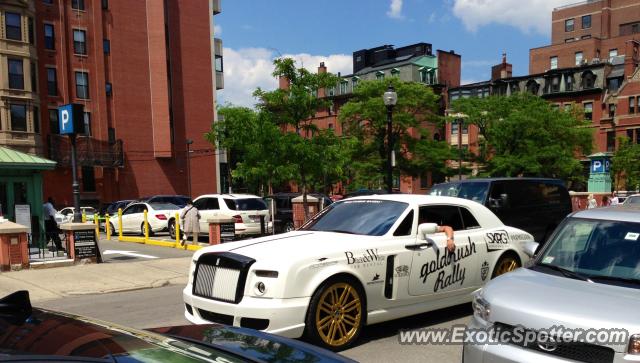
[418,223,439,239]
[522,241,539,258]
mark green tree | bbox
[450,93,593,183]
[205,105,294,195]
[612,137,640,191]
[253,58,344,217]
[338,78,453,189]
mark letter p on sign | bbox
[58,104,78,135]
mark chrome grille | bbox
[194,264,241,303]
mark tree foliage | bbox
[450,93,593,183]
[612,137,640,191]
[338,78,453,189]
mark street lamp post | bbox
[69,134,82,223]
[458,118,463,181]
[383,85,398,194]
[186,139,193,197]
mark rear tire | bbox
[168,219,177,240]
[140,223,155,237]
[109,223,115,237]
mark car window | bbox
[418,205,465,231]
[196,198,220,210]
[393,210,414,236]
[223,198,236,210]
[626,196,640,205]
[233,198,267,211]
[539,183,567,205]
[431,182,489,203]
[149,203,179,210]
[122,205,138,215]
[460,207,481,229]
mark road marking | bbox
[102,250,158,259]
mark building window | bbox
[550,76,561,93]
[565,18,574,32]
[101,0,108,9]
[451,122,459,135]
[608,78,621,92]
[105,82,112,96]
[8,59,23,90]
[550,56,558,70]
[47,68,57,96]
[5,12,21,41]
[339,81,348,94]
[49,109,59,134]
[43,0,53,4]
[83,112,91,136]
[609,49,618,61]
[582,71,596,89]
[376,71,384,80]
[72,0,85,10]
[44,24,55,49]
[565,38,575,43]
[32,106,40,134]
[81,166,96,192]
[391,68,400,77]
[328,87,335,97]
[215,55,223,72]
[10,104,27,132]
[607,131,616,152]
[630,97,636,114]
[73,29,87,55]
[575,51,583,66]
[582,15,591,29]
[30,62,36,92]
[584,102,593,121]
[526,80,540,94]
[103,39,110,54]
[28,18,34,44]
[108,127,116,144]
[609,103,616,118]
[565,74,574,91]
[581,34,591,40]
[75,72,89,99]
[352,77,359,89]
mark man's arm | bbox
[437,225,455,252]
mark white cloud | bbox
[387,0,404,19]
[452,0,577,34]
[217,48,352,108]
[213,24,222,35]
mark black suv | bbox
[266,192,332,233]
[430,178,572,244]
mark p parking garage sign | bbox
[58,104,85,135]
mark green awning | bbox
[0,147,57,170]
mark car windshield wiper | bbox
[536,263,593,282]
[587,275,640,286]
[325,229,358,235]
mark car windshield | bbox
[430,182,489,203]
[149,203,180,210]
[301,199,408,236]
[536,218,640,287]
[625,196,640,205]
[225,198,267,211]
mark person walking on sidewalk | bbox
[180,200,200,246]
[43,197,64,251]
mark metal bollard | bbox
[106,214,111,240]
[94,216,99,237]
[143,209,149,240]
[82,210,87,223]
[175,212,181,245]
[118,208,123,240]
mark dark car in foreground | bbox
[0,291,354,363]
[267,192,332,233]
[430,178,572,244]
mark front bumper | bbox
[183,285,309,338]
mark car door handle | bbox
[405,242,432,250]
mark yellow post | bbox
[118,208,123,241]
[94,216,99,237]
[82,210,87,223]
[144,209,149,240]
[175,212,180,245]
[106,214,111,240]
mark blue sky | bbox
[215,0,579,107]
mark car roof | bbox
[195,193,261,199]
[570,205,640,223]
[343,194,504,228]
[434,177,564,184]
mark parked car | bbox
[0,290,354,363]
[623,194,640,205]
[143,195,191,208]
[110,202,179,236]
[464,205,640,362]
[54,206,97,226]
[169,194,271,240]
[343,189,398,199]
[430,178,572,244]
[267,192,333,233]
[100,199,136,216]
[183,195,537,350]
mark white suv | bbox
[169,194,271,239]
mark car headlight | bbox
[629,335,640,355]
[188,261,197,285]
[472,290,491,323]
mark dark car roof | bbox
[0,291,353,363]
[434,177,565,184]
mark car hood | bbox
[195,230,374,261]
[483,268,640,350]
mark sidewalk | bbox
[0,257,191,303]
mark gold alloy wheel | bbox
[494,257,519,277]
[315,282,362,347]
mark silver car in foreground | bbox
[464,206,640,363]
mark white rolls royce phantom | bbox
[183,195,538,350]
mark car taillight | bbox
[233,215,243,223]
[155,214,167,220]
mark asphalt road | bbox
[97,235,195,263]
[37,285,469,362]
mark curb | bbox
[64,279,175,296]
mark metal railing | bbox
[48,134,124,167]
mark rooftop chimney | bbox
[491,52,512,81]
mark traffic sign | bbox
[58,104,85,135]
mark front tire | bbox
[304,278,364,351]
[492,253,520,278]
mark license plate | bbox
[249,215,261,222]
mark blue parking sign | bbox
[58,104,74,134]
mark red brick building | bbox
[32,0,223,207]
